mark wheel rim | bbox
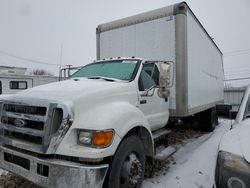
[120,152,143,188]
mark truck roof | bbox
[96,57,143,62]
[97,1,222,55]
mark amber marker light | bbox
[93,130,114,148]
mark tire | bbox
[106,136,145,188]
[207,108,216,131]
[215,115,219,126]
[197,108,216,132]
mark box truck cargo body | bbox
[96,2,224,117]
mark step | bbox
[154,146,177,161]
[152,128,171,140]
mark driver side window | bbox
[138,63,159,91]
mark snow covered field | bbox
[142,119,232,188]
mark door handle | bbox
[140,99,147,104]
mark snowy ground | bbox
[0,119,232,188]
[142,119,232,188]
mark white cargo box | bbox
[96,2,224,117]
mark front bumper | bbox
[0,146,109,188]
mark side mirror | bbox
[157,62,173,98]
[157,87,170,98]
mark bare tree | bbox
[32,69,53,76]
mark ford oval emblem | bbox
[14,119,26,127]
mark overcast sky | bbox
[0,0,249,86]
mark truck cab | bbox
[71,58,171,130]
[0,58,172,188]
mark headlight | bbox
[78,131,92,145]
[216,151,250,188]
[220,151,250,175]
[78,129,114,148]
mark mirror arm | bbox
[141,85,157,96]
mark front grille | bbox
[0,102,64,153]
[0,103,49,147]
[1,116,44,130]
[3,104,47,116]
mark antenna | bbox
[224,82,233,129]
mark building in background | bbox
[224,87,246,117]
[0,65,59,95]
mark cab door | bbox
[138,62,169,131]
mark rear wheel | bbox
[215,115,219,126]
[197,108,216,131]
[106,136,145,188]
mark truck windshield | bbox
[71,60,139,81]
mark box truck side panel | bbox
[100,26,136,59]
[99,16,175,61]
[187,11,224,113]
[99,16,177,110]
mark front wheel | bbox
[106,136,145,188]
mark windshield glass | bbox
[71,60,139,81]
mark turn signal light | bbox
[93,131,114,148]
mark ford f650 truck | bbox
[0,2,224,188]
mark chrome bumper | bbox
[0,146,109,188]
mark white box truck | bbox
[0,2,224,188]
[96,2,224,120]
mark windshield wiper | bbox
[87,76,131,82]
[87,76,116,82]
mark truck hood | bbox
[219,119,250,163]
[8,77,132,102]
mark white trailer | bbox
[96,1,224,118]
[0,67,59,95]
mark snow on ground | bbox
[0,170,3,176]
[0,167,8,176]
[142,119,232,188]
[0,169,7,176]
